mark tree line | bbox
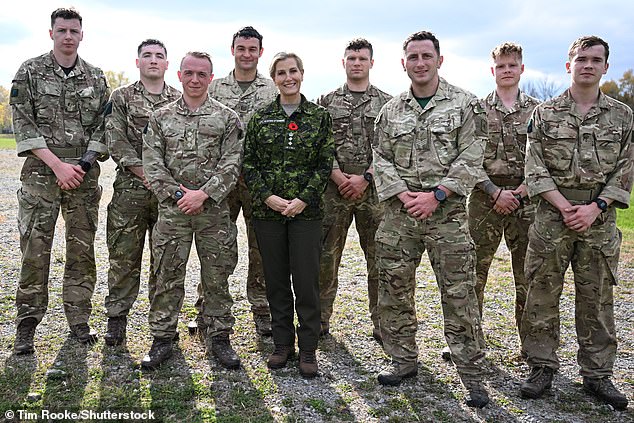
[0,70,633,134]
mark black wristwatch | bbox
[593,198,608,213]
[363,171,373,183]
[432,187,447,203]
[173,190,184,201]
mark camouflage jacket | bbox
[525,89,634,208]
[372,78,487,202]
[208,70,277,125]
[317,83,392,172]
[10,51,110,162]
[243,95,335,220]
[106,80,180,173]
[142,96,244,204]
[476,90,540,183]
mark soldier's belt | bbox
[489,176,523,187]
[49,146,87,158]
[558,186,602,202]
[339,164,367,175]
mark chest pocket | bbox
[542,124,577,171]
[329,107,352,147]
[390,125,415,169]
[594,129,622,172]
[484,120,501,160]
[197,117,225,165]
[78,86,102,126]
[429,115,459,166]
[34,82,62,124]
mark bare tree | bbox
[521,77,565,101]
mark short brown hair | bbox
[180,51,213,73]
[51,7,82,28]
[568,35,609,62]
[491,42,523,62]
[269,52,304,79]
[345,38,373,59]
[403,31,440,56]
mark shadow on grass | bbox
[0,352,37,414]
[98,343,143,414]
[140,344,202,421]
[320,334,490,422]
[206,337,275,423]
[41,335,90,413]
[487,348,634,422]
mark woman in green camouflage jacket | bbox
[243,51,334,379]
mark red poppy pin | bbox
[288,122,298,131]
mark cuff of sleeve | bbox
[527,178,558,199]
[439,178,465,197]
[298,190,318,208]
[156,188,173,203]
[201,176,226,204]
[87,141,108,156]
[376,181,409,202]
[600,186,631,209]
[260,190,274,203]
[119,157,143,169]
[16,136,47,157]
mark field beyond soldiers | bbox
[0,149,632,422]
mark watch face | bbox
[364,172,373,183]
[174,190,183,200]
[434,188,446,201]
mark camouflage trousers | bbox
[150,200,238,339]
[468,187,534,341]
[319,180,383,328]
[105,172,158,318]
[376,197,485,380]
[522,200,620,378]
[15,159,101,327]
[195,177,269,316]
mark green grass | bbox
[0,135,15,149]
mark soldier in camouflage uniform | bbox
[468,42,540,347]
[520,36,631,411]
[190,26,278,337]
[141,52,243,370]
[316,38,391,341]
[10,8,110,354]
[244,52,334,378]
[103,39,181,346]
[372,31,489,408]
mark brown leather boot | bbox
[267,345,294,369]
[298,350,318,378]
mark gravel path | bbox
[0,149,632,422]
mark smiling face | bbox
[232,36,263,74]
[178,55,213,103]
[492,54,524,89]
[49,18,83,58]
[137,44,169,81]
[273,57,303,103]
[402,39,443,94]
[566,44,609,88]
